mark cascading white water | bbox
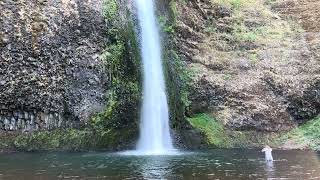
[135,0,174,155]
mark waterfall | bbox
[135,0,174,155]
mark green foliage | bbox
[248,52,258,63]
[223,74,233,80]
[0,134,15,152]
[162,0,195,128]
[159,15,175,33]
[93,0,141,136]
[204,26,217,34]
[103,0,118,21]
[171,51,194,86]
[187,113,231,148]
[188,113,278,148]
[233,24,260,43]
[278,117,320,150]
[14,129,91,151]
[164,49,189,128]
[169,0,178,24]
[12,127,136,152]
[213,0,255,9]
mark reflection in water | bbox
[138,156,172,179]
[0,150,320,179]
[265,160,275,179]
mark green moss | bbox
[213,0,255,10]
[0,134,15,152]
[207,0,300,52]
[159,15,175,34]
[103,0,118,21]
[12,127,137,152]
[222,74,233,80]
[248,52,258,63]
[169,0,178,24]
[277,117,320,150]
[204,25,217,34]
[88,0,142,149]
[187,113,279,148]
[187,113,231,148]
[14,129,88,151]
[164,49,194,129]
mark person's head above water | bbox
[262,145,272,152]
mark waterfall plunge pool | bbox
[0,149,319,179]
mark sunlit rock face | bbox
[0,0,108,132]
[173,0,320,132]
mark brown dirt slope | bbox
[274,0,320,32]
[175,0,320,132]
[274,0,320,62]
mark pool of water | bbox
[0,149,319,179]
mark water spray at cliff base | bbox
[119,0,178,156]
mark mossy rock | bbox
[187,113,279,149]
[12,127,137,152]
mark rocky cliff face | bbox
[0,0,108,132]
[174,0,320,132]
[0,0,319,151]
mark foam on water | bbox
[117,149,182,156]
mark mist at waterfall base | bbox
[120,0,176,155]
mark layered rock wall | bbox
[0,0,108,132]
[174,0,320,131]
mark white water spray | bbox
[135,0,175,155]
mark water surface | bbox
[0,149,319,179]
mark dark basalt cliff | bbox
[0,0,319,151]
[0,0,108,131]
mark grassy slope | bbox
[181,0,320,150]
[276,117,320,150]
[188,114,320,150]
[187,113,278,148]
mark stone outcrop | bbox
[0,0,108,132]
[0,0,319,151]
[174,0,320,131]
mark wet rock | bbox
[214,5,231,18]
[0,0,108,132]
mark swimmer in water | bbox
[262,145,273,162]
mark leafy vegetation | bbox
[159,15,175,33]
[169,0,178,23]
[91,0,141,139]
[159,0,195,129]
[200,0,305,69]
[213,0,255,10]
[277,117,320,150]
[187,113,278,148]
[187,113,230,147]
[12,127,136,152]
[103,0,118,21]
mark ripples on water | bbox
[0,149,319,179]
